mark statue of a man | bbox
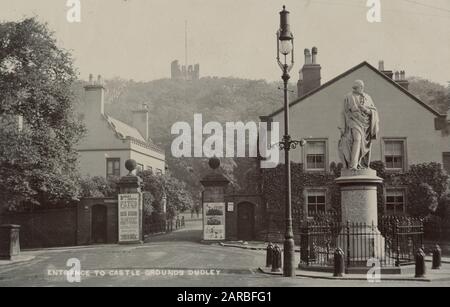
[338,80,379,170]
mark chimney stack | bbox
[84,73,105,117]
[132,103,149,141]
[297,47,321,98]
[378,59,393,79]
[396,70,410,90]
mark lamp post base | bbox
[283,237,296,277]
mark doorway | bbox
[92,205,107,244]
[237,203,255,241]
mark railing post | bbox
[306,223,310,266]
[415,248,426,278]
[432,245,442,270]
[396,223,401,267]
[420,222,424,250]
[371,221,376,259]
[326,241,331,265]
[346,221,351,268]
[266,243,274,268]
[333,248,345,277]
[271,244,282,273]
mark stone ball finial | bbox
[208,157,220,170]
[125,159,137,174]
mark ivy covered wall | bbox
[260,161,449,241]
[261,163,341,241]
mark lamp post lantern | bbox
[276,5,304,278]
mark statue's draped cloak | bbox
[339,92,379,169]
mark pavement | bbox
[0,255,35,266]
[220,241,450,264]
[258,266,450,283]
[0,219,449,287]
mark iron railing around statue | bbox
[299,217,424,268]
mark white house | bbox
[76,75,165,178]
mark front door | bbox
[92,205,107,244]
[237,203,255,241]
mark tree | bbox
[408,77,449,114]
[406,163,449,199]
[0,18,85,211]
[407,183,439,218]
[141,171,193,219]
[79,176,119,198]
[437,194,450,219]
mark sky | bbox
[0,0,449,85]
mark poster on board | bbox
[203,202,226,241]
[118,194,141,243]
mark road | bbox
[0,219,448,287]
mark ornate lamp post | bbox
[276,5,306,277]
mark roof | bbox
[100,114,164,154]
[105,115,146,142]
[266,61,445,119]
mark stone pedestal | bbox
[0,225,21,260]
[336,169,385,261]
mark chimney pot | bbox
[396,70,410,90]
[312,47,318,64]
[394,71,400,81]
[304,49,312,65]
[378,60,385,71]
[89,74,93,83]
